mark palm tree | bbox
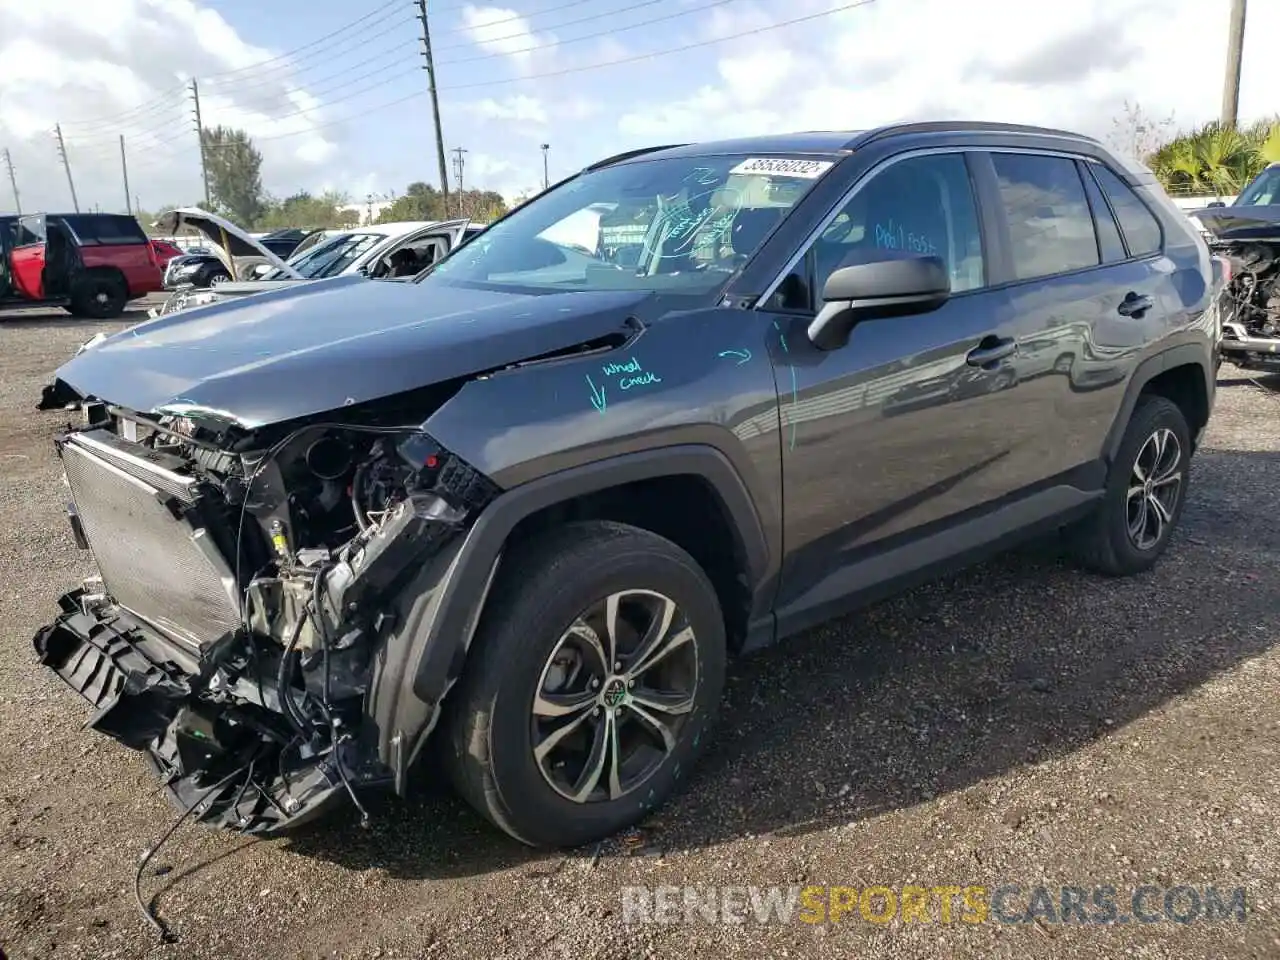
[1145,117,1280,197]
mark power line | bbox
[202,40,418,97]
[201,0,405,82]
[1221,0,1248,128]
[235,0,878,143]
[438,0,877,90]
[431,0,712,57]
[202,66,421,136]
[435,0,742,67]
[417,0,450,204]
[3,148,20,216]
[204,16,418,92]
[59,86,191,133]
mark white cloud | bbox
[459,5,556,70]
[0,0,355,214]
[616,0,1279,156]
[470,95,548,125]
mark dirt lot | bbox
[1,306,1278,959]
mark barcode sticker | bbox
[728,157,835,179]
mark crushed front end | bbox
[1193,213,1280,369]
[33,404,496,834]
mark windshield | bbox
[268,232,385,279]
[421,153,836,296]
[1235,166,1280,206]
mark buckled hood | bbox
[52,275,650,428]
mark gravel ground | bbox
[1,307,1278,959]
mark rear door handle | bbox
[1117,292,1154,317]
[966,336,1017,367]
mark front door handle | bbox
[966,336,1017,367]
[1117,291,1154,318]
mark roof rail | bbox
[584,144,688,172]
[851,120,1101,149]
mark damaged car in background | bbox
[148,208,480,318]
[1189,161,1280,368]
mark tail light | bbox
[145,241,159,270]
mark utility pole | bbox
[1221,0,1248,129]
[120,135,133,215]
[191,78,211,207]
[541,143,550,190]
[2,148,19,215]
[451,147,467,216]
[53,124,80,213]
[415,0,450,210]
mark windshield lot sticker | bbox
[729,157,834,179]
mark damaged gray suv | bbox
[35,122,1218,849]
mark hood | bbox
[53,276,653,428]
[152,208,304,280]
[198,278,313,297]
[1190,203,1280,243]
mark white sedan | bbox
[149,208,484,317]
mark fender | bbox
[368,444,772,787]
[1102,341,1214,463]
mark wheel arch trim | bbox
[409,443,770,705]
[1103,342,1214,463]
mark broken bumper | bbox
[32,590,378,834]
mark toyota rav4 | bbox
[33,122,1218,849]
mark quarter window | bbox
[771,153,985,311]
[1090,164,1162,257]
[991,153,1099,281]
[1079,162,1126,263]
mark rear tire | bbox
[1066,394,1191,576]
[442,520,727,848]
[68,273,127,319]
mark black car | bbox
[162,251,230,289]
[34,122,1218,851]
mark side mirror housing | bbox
[807,254,951,351]
[1207,200,1226,208]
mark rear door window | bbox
[991,153,1099,281]
[1089,165,1162,257]
[61,214,147,245]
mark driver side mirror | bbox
[1207,200,1226,208]
[807,254,950,351]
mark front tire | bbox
[1067,394,1191,576]
[443,521,727,848]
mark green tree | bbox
[201,125,266,226]
[257,190,356,230]
[376,181,445,223]
[1147,120,1273,196]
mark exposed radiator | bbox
[59,430,242,656]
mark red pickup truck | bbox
[1,212,163,318]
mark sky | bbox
[0,0,1276,217]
